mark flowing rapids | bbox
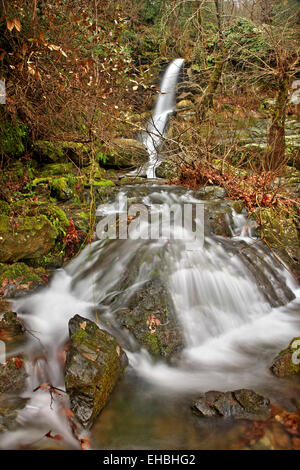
[0,184,299,449]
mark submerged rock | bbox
[65,315,127,429]
[0,395,28,433]
[115,279,184,360]
[192,389,270,421]
[270,337,300,378]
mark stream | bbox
[0,60,299,450]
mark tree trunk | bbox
[265,72,290,171]
[196,50,225,122]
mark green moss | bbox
[0,112,27,157]
[39,163,75,177]
[33,141,65,162]
[144,333,162,356]
[259,207,298,249]
[90,179,115,187]
[72,329,88,343]
[0,215,10,232]
[0,262,46,285]
[50,177,75,201]
[13,201,69,237]
[18,214,57,237]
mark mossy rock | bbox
[0,214,58,263]
[259,207,299,253]
[13,200,69,235]
[33,141,65,163]
[103,138,149,169]
[50,177,75,201]
[0,262,47,298]
[65,315,128,428]
[0,201,10,216]
[270,337,300,378]
[39,163,75,178]
[0,111,27,157]
[33,141,97,167]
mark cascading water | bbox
[1,184,299,450]
[0,60,299,450]
[143,58,184,178]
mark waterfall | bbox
[143,58,184,178]
[1,184,299,450]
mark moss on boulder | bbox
[50,177,75,201]
[65,315,127,428]
[0,214,58,263]
[33,140,97,167]
[39,163,75,178]
[103,138,149,169]
[0,201,10,216]
[0,111,27,157]
[0,262,47,297]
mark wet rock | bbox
[65,315,127,429]
[239,243,295,307]
[192,389,270,421]
[270,337,300,377]
[0,356,27,395]
[206,205,233,237]
[0,312,26,342]
[114,279,184,360]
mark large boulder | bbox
[33,141,94,167]
[270,337,300,378]
[64,315,127,429]
[104,138,149,169]
[0,214,58,263]
[0,201,69,265]
[114,279,184,360]
[192,389,270,421]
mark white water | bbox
[1,186,299,449]
[143,58,184,178]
